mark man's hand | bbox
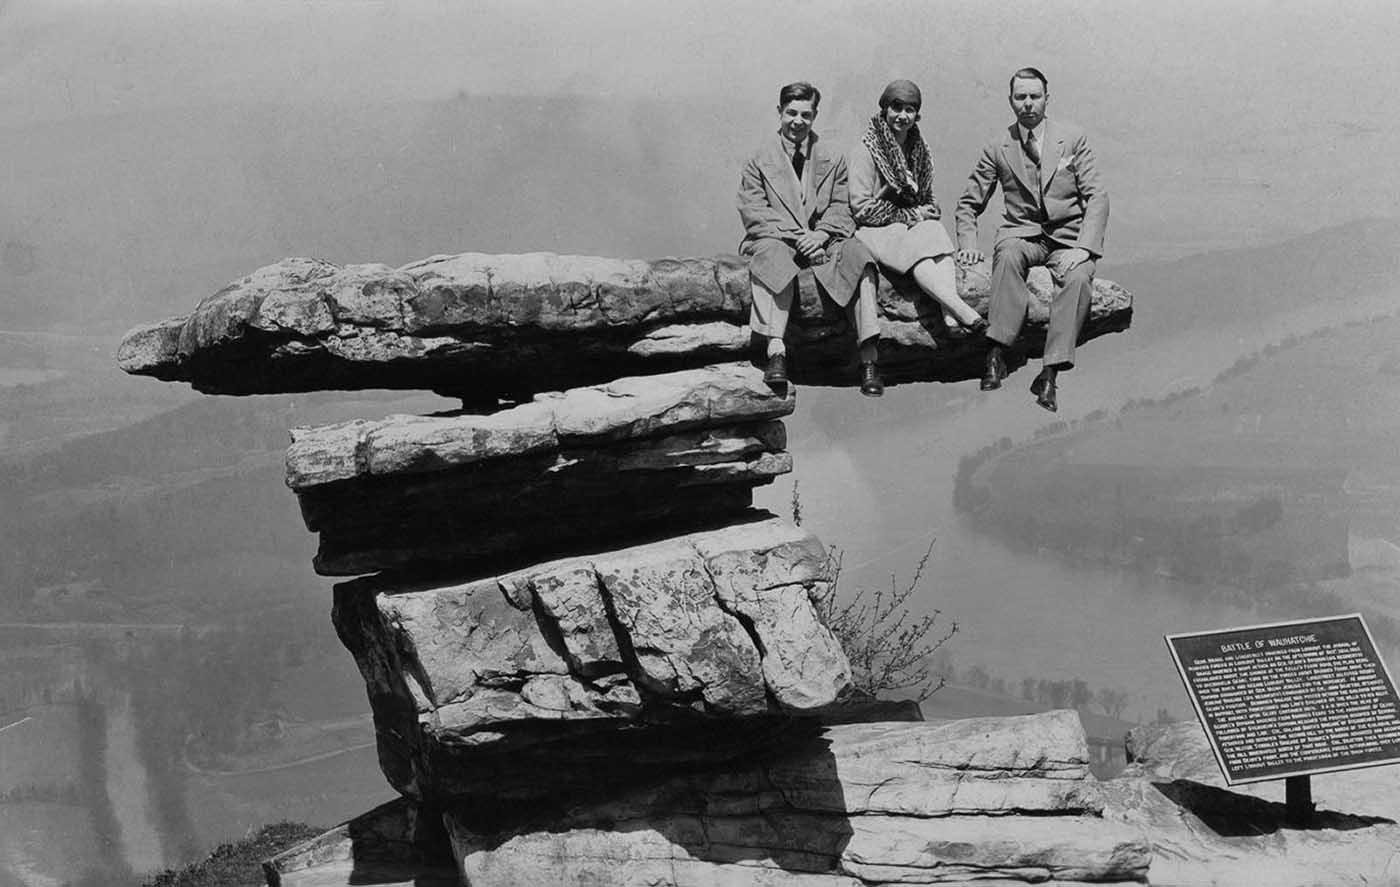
[795,230,830,258]
[1048,248,1090,283]
[955,248,984,265]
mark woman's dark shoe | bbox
[981,347,1007,391]
[860,361,884,397]
[944,314,988,338]
[942,312,967,337]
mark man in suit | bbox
[739,81,884,397]
[955,67,1109,412]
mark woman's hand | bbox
[917,203,942,221]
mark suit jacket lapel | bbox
[760,134,805,224]
[1001,125,1037,196]
[1039,120,1065,189]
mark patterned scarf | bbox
[857,113,937,226]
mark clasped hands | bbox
[794,230,831,264]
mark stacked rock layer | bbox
[119,251,1151,887]
[286,363,796,576]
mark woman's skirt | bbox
[854,219,955,274]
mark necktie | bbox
[1023,132,1042,204]
[792,146,805,180]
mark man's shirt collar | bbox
[780,131,814,158]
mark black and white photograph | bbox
[2,1,1399,884]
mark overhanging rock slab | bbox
[119,252,1133,399]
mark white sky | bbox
[0,0,1396,281]
[2,0,1394,121]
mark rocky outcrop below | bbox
[1102,721,1400,885]
[444,712,1149,887]
[117,252,1132,399]
[267,712,1151,886]
[117,248,1152,886]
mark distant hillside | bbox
[1100,217,1400,344]
[957,311,1400,638]
[0,380,444,623]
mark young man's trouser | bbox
[750,273,879,344]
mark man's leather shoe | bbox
[1030,373,1057,412]
[980,348,1006,391]
[763,353,788,388]
[859,362,884,397]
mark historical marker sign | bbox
[1166,614,1400,785]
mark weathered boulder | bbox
[333,514,851,803]
[117,252,1133,399]
[1100,721,1400,885]
[442,712,1151,886]
[287,364,793,575]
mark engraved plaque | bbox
[1166,615,1400,784]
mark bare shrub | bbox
[812,538,957,702]
[791,481,956,701]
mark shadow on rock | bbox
[262,797,459,886]
[1153,779,1395,836]
[444,720,856,883]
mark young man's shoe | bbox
[763,353,788,389]
[859,361,884,397]
[981,346,1007,391]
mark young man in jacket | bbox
[739,81,884,397]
